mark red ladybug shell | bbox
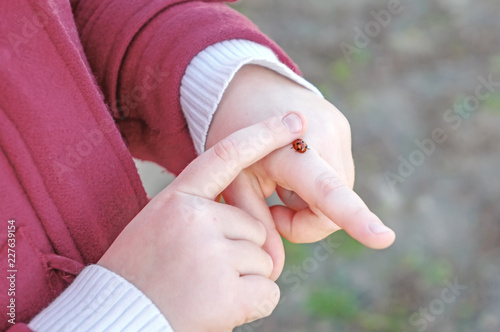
[292,139,308,153]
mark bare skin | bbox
[207,65,396,280]
[99,113,308,331]
[99,64,396,331]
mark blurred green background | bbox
[135,0,500,331]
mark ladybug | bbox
[291,139,309,153]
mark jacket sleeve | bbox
[71,0,300,175]
[6,324,32,332]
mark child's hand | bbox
[98,114,307,331]
[207,65,396,280]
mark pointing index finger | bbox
[269,151,395,249]
[172,112,307,199]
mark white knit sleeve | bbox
[28,265,173,332]
[180,39,323,155]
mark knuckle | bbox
[349,203,369,218]
[337,111,350,129]
[315,172,347,198]
[206,241,227,263]
[259,284,280,318]
[261,118,279,135]
[213,136,242,164]
[187,204,206,222]
[167,192,209,224]
[253,221,267,247]
[263,252,274,277]
[327,109,351,138]
[255,120,277,145]
[240,283,280,324]
[269,283,281,309]
[339,114,352,137]
[330,107,350,128]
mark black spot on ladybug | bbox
[292,138,308,153]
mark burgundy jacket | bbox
[0,0,299,330]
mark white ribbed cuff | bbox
[180,39,323,155]
[28,265,173,332]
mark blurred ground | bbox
[136,0,500,331]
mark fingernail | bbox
[282,113,303,134]
[369,222,392,234]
